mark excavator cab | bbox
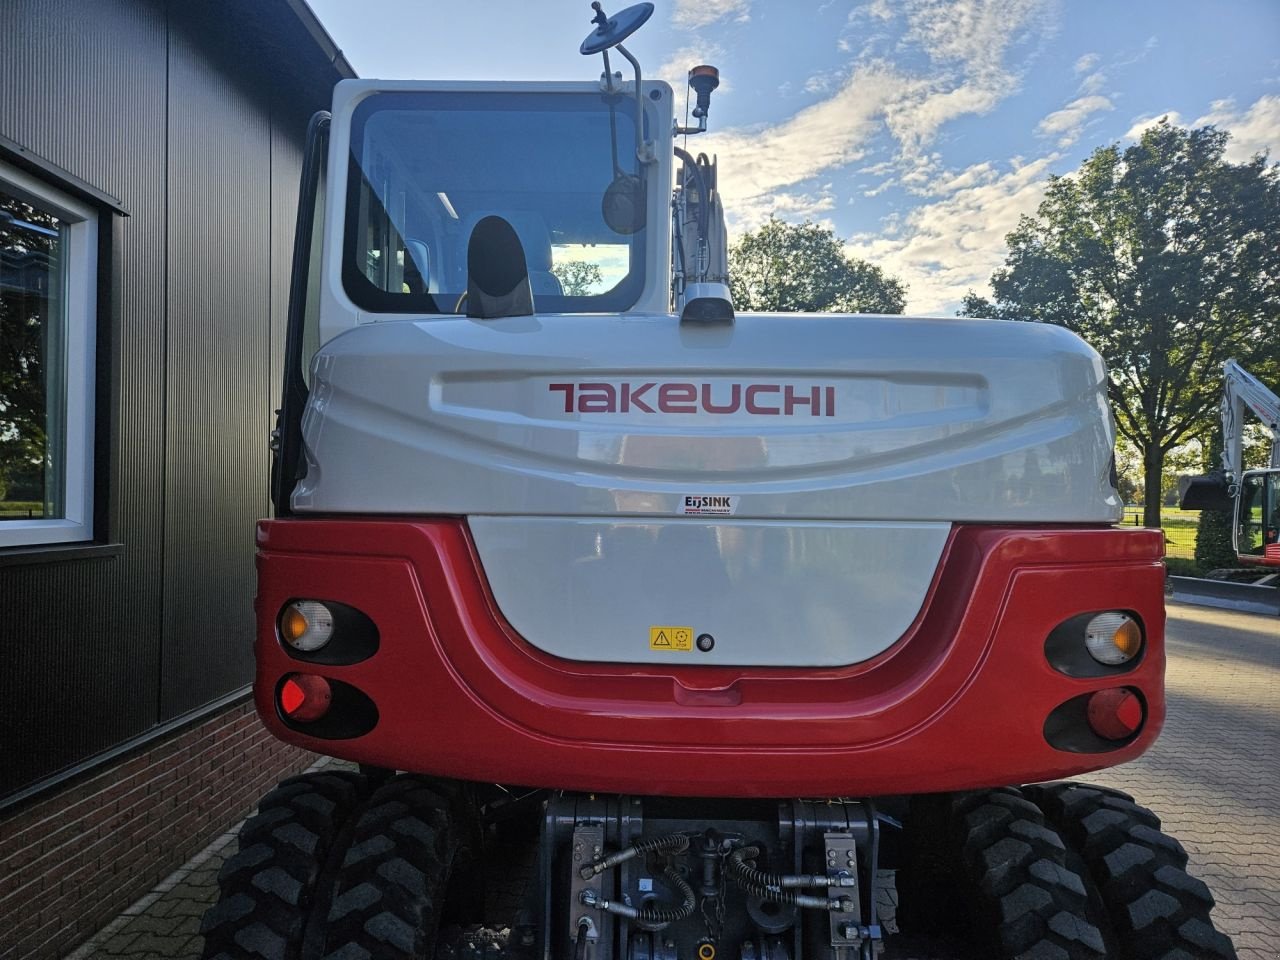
[1236,468,1280,562]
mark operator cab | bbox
[1236,468,1280,562]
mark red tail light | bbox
[1086,687,1143,741]
[279,673,332,723]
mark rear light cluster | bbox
[1083,612,1142,666]
[280,673,332,722]
[1086,687,1144,741]
[272,599,380,739]
[281,600,335,652]
[1043,610,1149,753]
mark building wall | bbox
[0,0,322,796]
[0,701,317,960]
[0,1,344,954]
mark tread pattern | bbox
[952,788,1108,960]
[201,771,366,960]
[1027,782,1237,960]
[321,775,455,960]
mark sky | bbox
[306,0,1280,314]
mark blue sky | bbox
[306,0,1280,313]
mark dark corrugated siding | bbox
[158,14,273,718]
[0,0,324,796]
[0,0,168,794]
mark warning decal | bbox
[650,626,694,651]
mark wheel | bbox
[320,774,457,960]
[200,770,367,960]
[899,788,1109,958]
[1026,782,1237,960]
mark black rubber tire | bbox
[320,774,456,960]
[200,770,367,960]
[1026,782,1238,960]
[902,788,1109,959]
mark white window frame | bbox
[0,158,98,548]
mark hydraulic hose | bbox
[582,864,696,923]
[639,864,697,923]
[579,833,690,879]
[726,846,856,912]
[673,147,710,246]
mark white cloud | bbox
[901,0,1051,83]
[845,155,1059,313]
[1073,52,1100,74]
[1037,95,1113,147]
[1124,111,1182,141]
[804,70,843,95]
[672,0,750,29]
[706,63,911,223]
[1194,95,1280,162]
[1123,96,1280,162]
[1078,70,1106,95]
[697,0,1059,302]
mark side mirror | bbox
[603,174,646,235]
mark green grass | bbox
[0,501,45,519]
[1120,506,1200,562]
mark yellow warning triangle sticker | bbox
[653,630,671,646]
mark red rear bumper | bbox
[254,519,1166,798]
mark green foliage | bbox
[0,195,56,499]
[1164,557,1201,577]
[551,260,604,297]
[729,217,907,314]
[962,121,1280,528]
[1194,432,1239,571]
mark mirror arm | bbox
[614,42,654,164]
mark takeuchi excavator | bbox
[201,5,1236,959]
[1182,359,1280,568]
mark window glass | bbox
[1236,472,1279,557]
[343,90,647,314]
[0,190,67,523]
[0,164,96,548]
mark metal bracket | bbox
[824,832,862,952]
[569,823,607,960]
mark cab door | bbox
[1236,469,1280,565]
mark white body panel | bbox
[294,311,1120,667]
[296,311,1120,523]
[468,516,950,666]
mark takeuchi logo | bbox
[548,382,836,416]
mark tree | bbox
[729,217,907,314]
[0,195,56,511]
[961,122,1280,527]
[1194,432,1239,572]
[551,260,603,296]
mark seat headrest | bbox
[466,216,534,320]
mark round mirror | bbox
[602,174,646,235]
[580,3,655,56]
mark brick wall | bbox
[0,698,320,960]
